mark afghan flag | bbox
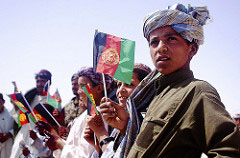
[86,98,96,115]
[33,103,58,126]
[18,110,29,128]
[33,109,47,122]
[93,32,135,84]
[8,93,37,123]
[51,89,62,103]
[7,93,30,113]
[47,89,62,109]
[82,85,99,115]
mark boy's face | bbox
[116,72,140,108]
[149,26,196,75]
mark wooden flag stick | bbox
[45,80,50,102]
[21,92,38,121]
[102,73,108,99]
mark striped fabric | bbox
[117,70,161,158]
[143,3,210,45]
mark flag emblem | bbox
[102,48,120,66]
[19,113,27,122]
[36,114,43,120]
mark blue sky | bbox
[1,0,240,115]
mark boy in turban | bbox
[122,4,240,158]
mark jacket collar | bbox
[154,69,194,94]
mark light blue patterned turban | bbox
[143,4,210,45]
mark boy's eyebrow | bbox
[163,32,180,37]
[150,32,180,41]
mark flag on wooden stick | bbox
[7,93,37,126]
[93,31,135,84]
[33,103,60,126]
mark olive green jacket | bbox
[63,97,83,128]
[128,69,240,158]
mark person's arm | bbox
[193,85,240,157]
[83,126,102,154]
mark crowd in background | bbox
[1,3,240,158]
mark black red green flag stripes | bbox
[18,110,29,128]
[8,93,37,125]
[93,32,135,84]
[7,93,30,113]
[82,85,99,115]
[33,103,57,126]
[47,89,62,109]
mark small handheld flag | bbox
[82,85,99,115]
[51,89,62,103]
[93,31,135,84]
[7,93,37,126]
[87,98,95,115]
[47,89,62,109]
[7,93,30,113]
[34,103,60,126]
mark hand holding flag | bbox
[99,97,129,132]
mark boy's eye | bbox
[168,37,177,41]
[129,83,134,86]
[117,83,122,88]
[150,40,159,46]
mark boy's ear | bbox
[189,43,198,58]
